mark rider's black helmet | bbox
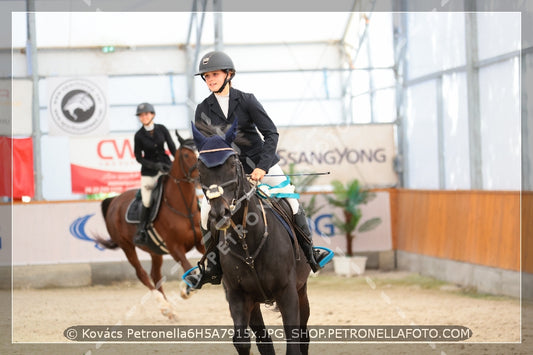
[196,51,235,76]
[136,102,155,116]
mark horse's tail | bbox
[94,196,119,250]
[94,236,119,249]
[101,196,115,219]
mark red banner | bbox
[69,135,141,194]
[0,137,34,199]
[70,164,140,194]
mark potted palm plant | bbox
[287,163,324,219]
[326,179,382,276]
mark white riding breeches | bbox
[140,172,163,208]
[200,163,300,230]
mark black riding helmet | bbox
[196,51,235,93]
[136,102,155,116]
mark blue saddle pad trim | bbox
[268,207,296,244]
[257,176,300,199]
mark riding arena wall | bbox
[1,189,529,299]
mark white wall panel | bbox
[406,12,466,78]
[479,59,520,190]
[405,81,439,189]
[477,12,521,61]
[442,73,470,189]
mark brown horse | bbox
[94,132,205,319]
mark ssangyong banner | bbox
[47,76,109,136]
[70,135,140,194]
[277,124,397,187]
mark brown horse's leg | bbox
[249,303,275,355]
[149,253,179,320]
[150,253,165,297]
[298,282,310,355]
[167,245,193,274]
[122,244,155,292]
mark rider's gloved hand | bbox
[155,162,171,173]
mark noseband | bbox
[201,155,255,213]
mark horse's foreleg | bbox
[167,245,197,300]
[249,303,274,355]
[227,291,253,355]
[149,254,177,320]
[150,254,165,297]
[123,245,155,292]
[168,246,193,274]
[276,285,301,355]
[298,283,311,355]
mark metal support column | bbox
[465,11,483,189]
[522,48,533,191]
[185,0,208,123]
[26,0,42,200]
[392,8,408,188]
[213,0,223,51]
[436,75,446,189]
[185,0,224,123]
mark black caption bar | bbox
[64,325,472,342]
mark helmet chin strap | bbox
[143,116,155,129]
[214,71,235,94]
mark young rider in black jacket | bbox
[185,51,331,289]
[133,102,176,246]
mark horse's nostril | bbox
[215,215,230,230]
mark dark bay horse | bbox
[95,132,205,319]
[192,122,311,355]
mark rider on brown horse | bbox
[133,102,177,246]
[185,51,331,290]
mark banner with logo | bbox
[277,124,397,187]
[70,135,140,194]
[47,76,109,136]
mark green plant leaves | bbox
[357,217,382,233]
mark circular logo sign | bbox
[49,78,107,135]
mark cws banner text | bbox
[70,135,140,194]
[47,76,109,136]
[277,124,397,187]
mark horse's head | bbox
[192,120,250,230]
[171,130,199,181]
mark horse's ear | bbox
[175,130,186,146]
[191,121,207,149]
[225,118,238,145]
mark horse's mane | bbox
[194,120,251,147]
[180,138,196,148]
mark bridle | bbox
[200,154,273,304]
[200,155,255,220]
[162,144,201,244]
[168,144,198,184]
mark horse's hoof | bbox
[162,309,178,321]
[179,281,195,299]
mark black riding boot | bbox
[184,228,222,290]
[133,206,150,246]
[294,207,330,273]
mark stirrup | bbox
[182,266,200,289]
[313,246,334,268]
